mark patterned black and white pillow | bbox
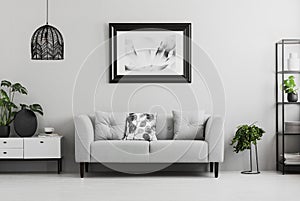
[124,113,157,141]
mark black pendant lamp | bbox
[31,0,64,60]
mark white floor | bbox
[0,171,299,201]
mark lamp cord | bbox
[46,0,48,24]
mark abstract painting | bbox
[110,23,191,83]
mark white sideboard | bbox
[0,136,63,173]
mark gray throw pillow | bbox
[94,111,127,140]
[172,110,209,140]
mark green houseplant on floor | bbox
[231,123,265,174]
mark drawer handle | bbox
[3,152,7,154]
[3,141,7,144]
[40,141,44,143]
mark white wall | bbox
[0,0,300,172]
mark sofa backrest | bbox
[156,114,174,140]
[89,112,209,141]
[89,113,175,140]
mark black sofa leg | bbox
[210,162,214,173]
[214,162,219,178]
[85,163,89,173]
[80,162,85,178]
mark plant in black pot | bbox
[282,76,298,102]
[230,123,265,174]
[0,80,28,137]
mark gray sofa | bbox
[74,113,224,178]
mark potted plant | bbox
[230,123,265,174]
[282,75,298,102]
[0,80,43,137]
[0,80,28,137]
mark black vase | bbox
[0,126,10,138]
[14,109,37,137]
[287,93,298,102]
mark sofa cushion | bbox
[172,110,209,140]
[156,114,174,140]
[91,140,149,163]
[124,113,157,141]
[149,140,208,163]
[94,111,127,140]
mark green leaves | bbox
[20,104,28,110]
[0,79,42,126]
[20,104,43,116]
[282,76,298,94]
[29,104,43,116]
[0,89,9,101]
[1,80,11,88]
[230,123,265,153]
[12,83,28,95]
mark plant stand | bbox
[241,143,260,174]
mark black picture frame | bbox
[109,23,192,83]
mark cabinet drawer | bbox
[0,138,23,149]
[0,149,23,158]
[24,138,61,159]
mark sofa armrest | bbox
[74,115,94,163]
[205,116,224,162]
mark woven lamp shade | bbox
[31,24,64,60]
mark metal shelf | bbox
[278,71,300,74]
[275,38,300,174]
[277,102,300,105]
[277,39,300,45]
[277,132,300,136]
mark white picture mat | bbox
[115,31,184,76]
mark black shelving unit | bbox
[276,39,300,174]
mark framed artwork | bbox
[109,23,192,83]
